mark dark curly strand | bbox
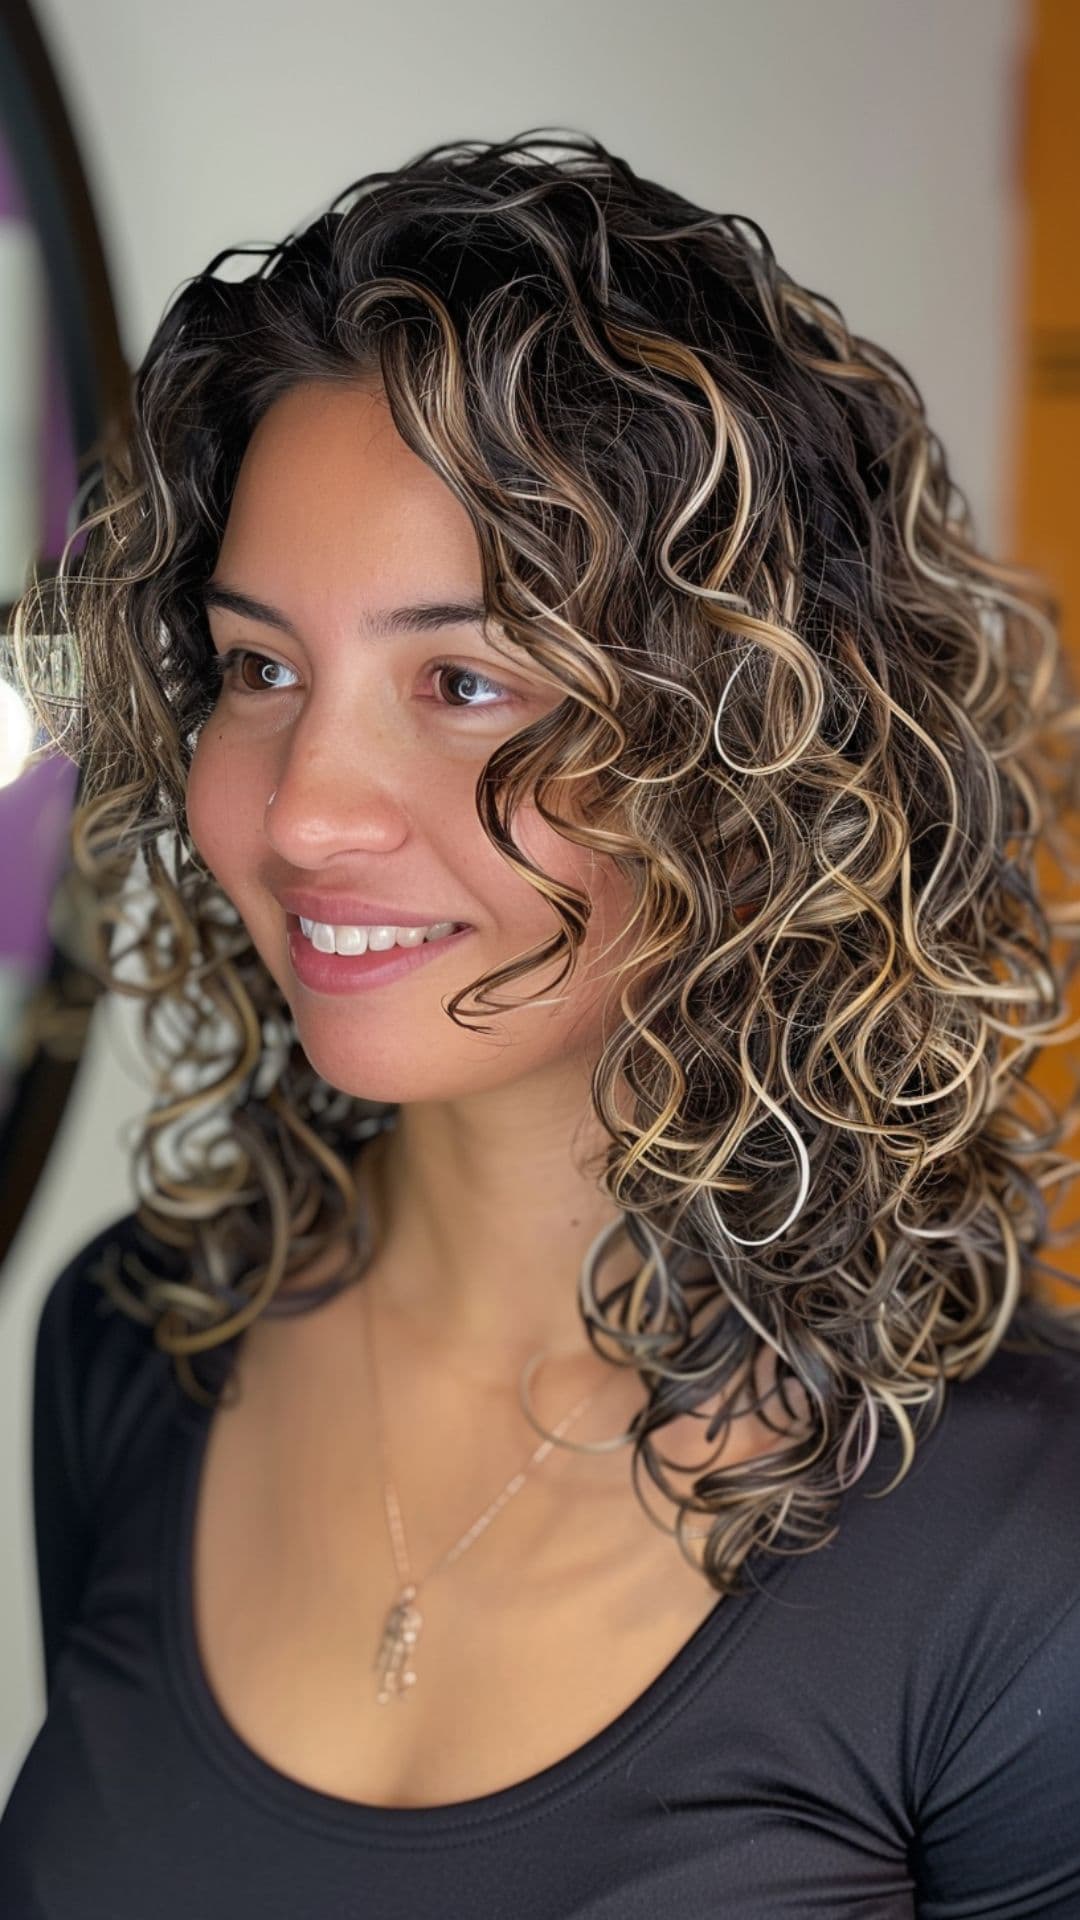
[10,129,1080,1600]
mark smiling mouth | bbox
[284,913,475,994]
[285,912,468,953]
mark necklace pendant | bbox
[374,1583,423,1703]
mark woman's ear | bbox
[731,897,760,927]
[710,830,763,928]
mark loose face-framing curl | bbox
[11,130,1080,1598]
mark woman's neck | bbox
[348,1096,640,1377]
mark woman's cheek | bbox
[183,725,236,886]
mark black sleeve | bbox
[912,1588,1080,1916]
[30,1256,96,1700]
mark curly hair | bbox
[11,128,1080,1600]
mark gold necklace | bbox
[362,1279,605,1704]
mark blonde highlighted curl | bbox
[10,130,1080,1599]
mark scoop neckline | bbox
[159,1369,798,1847]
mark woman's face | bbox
[185,379,638,1106]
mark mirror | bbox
[0,0,128,1265]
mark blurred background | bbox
[0,0,1075,1792]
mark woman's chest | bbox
[189,1340,725,1810]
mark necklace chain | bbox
[362,1278,601,1703]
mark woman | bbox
[2,130,1079,1916]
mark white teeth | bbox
[297,916,459,956]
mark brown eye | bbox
[211,648,299,693]
[430,661,513,711]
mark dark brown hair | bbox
[11,129,1080,1599]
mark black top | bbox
[3,1208,1080,1919]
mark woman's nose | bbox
[262,766,412,863]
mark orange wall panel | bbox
[1009,0,1080,1302]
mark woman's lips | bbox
[285,915,474,996]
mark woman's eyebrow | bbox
[200,580,491,640]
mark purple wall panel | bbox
[0,749,78,964]
[1,113,83,970]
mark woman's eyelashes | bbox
[207,646,518,713]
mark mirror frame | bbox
[0,0,129,1264]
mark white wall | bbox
[1,0,1028,1789]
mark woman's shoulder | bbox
[776,1322,1080,1702]
[863,1325,1080,1586]
[881,1333,1080,1896]
[34,1209,182,1518]
[916,1324,1080,1514]
[39,1206,167,1368]
[842,1324,1080,1751]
